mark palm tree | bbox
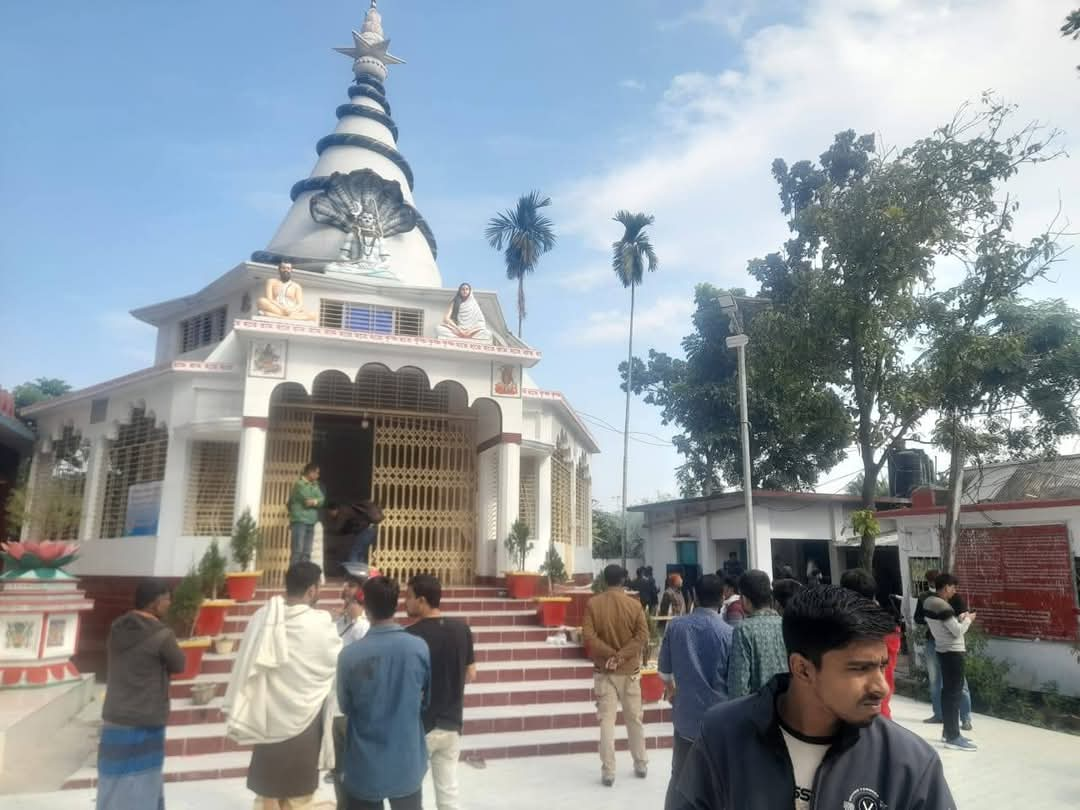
[611,211,658,566]
[485,191,557,338]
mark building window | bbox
[29,425,88,540]
[575,455,590,547]
[99,407,168,538]
[184,441,239,536]
[518,457,538,538]
[551,447,572,547]
[179,307,228,353]
[320,300,424,336]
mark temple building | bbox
[20,4,596,594]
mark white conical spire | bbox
[257,4,441,287]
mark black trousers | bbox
[939,650,966,741]
[345,790,422,810]
[664,734,695,810]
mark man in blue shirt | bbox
[338,576,431,810]
[658,574,733,810]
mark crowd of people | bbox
[586,561,965,810]
[97,547,972,810]
[98,564,474,810]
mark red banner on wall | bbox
[954,524,1078,641]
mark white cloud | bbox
[555,264,613,292]
[560,0,1080,305]
[619,78,646,91]
[576,295,695,345]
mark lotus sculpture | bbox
[1,541,80,577]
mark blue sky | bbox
[4,1,1079,507]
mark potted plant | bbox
[225,509,262,602]
[504,520,539,599]
[639,664,666,703]
[168,569,210,681]
[536,547,572,626]
[193,540,235,637]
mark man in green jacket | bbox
[289,462,324,565]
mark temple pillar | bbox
[154,429,188,554]
[533,455,552,572]
[234,417,270,544]
[494,440,520,576]
[78,435,110,540]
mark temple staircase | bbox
[63,584,671,788]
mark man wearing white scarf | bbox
[223,561,342,809]
[435,283,492,342]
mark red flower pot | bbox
[535,597,572,627]
[225,572,262,602]
[173,638,211,681]
[505,572,540,599]
[193,600,235,637]
[640,669,664,704]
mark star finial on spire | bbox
[334,0,405,76]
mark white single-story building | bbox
[629,490,910,589]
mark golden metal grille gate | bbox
[371,413,475,586]
[551,454,573,575]
[259,406,314,588]
[260,401,476,588]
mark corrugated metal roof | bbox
[962,456,1080,503]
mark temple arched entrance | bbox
[259,365,481,586]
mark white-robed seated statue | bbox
[435,282,492,342]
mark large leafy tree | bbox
[749,99,1062,569]
[1064,10,1080,72]
[485,191,557,338]
[845,472,888,498]
[13,377,70,410]
[612,211,658,565]
[923,296,1080,571]
[622,284,849,496]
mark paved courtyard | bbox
[4,695,1078,809]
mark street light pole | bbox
[726,332,756,570]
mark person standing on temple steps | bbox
[405,574,476,810]
[288,462,324,565]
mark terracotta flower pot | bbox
[505,572,541,599]
[193,599,236,637]
[225,571,262,602]
[535,597,572,627]
[640,668,665,704]
[173,638,212,681]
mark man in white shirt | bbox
[923,573,977,752]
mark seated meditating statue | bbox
[435,283,492,342]
[256,262,317,321]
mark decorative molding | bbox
[233,318,542,364]
[477,433,522,454]
[20,362,236,415]
[521,388,599,453]
[313,134,414,190]
[335,104,399,141]
[242,416,270,430]
[347,83,391,115]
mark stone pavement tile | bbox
[6,694,1079,809]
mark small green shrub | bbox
[198,539,228,599]
[168,569,204,638]
[540,546,568,583]
[504,520,534,572]
[230,509,261,569]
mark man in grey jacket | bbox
[671,586,955,810]
[923,573,977,752]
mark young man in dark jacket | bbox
[98,579,186,810]
[671,585,955,810]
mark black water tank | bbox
[888,449,933,497]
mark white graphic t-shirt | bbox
[780,720,833,810]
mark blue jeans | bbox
[925,636,971,722]
[347,526,377,564]
[290,522,315,565]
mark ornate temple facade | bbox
[21,4,596,588]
